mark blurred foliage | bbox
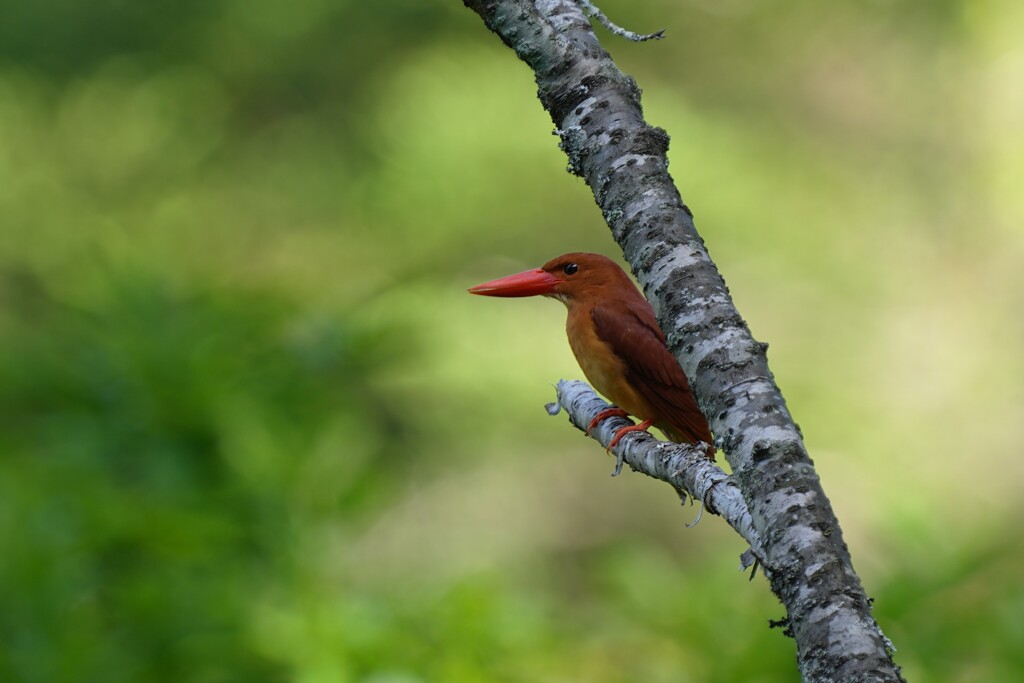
[1,0,1023,681]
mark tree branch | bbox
[576,0,664,42]
[463,1,903,681]
[553,379,762,569]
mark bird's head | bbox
[468,252,636,306]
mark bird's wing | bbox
[591,303,713,447]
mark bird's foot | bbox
[607,419,654,451]
[608,419,654,478]
[586,407,630,434]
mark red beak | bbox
[468,268,561,297]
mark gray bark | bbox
[552,379,762,565]
[463,1,904,681]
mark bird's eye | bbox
[563,263,579,275]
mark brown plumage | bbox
[469,252,714,459]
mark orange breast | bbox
[565,306,659,421]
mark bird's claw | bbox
[586,408,657,478]
[606,419,654,451]
[587,407,630,434]
[606,419,654,476]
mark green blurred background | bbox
[1,1,1022,681]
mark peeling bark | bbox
[463,1,903,681]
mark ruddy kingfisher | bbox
[469,252,714,459]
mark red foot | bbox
[608,419,654,451]
[587,407,630,434]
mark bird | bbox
[468,252,714,459]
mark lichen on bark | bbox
[463,1,904,680]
